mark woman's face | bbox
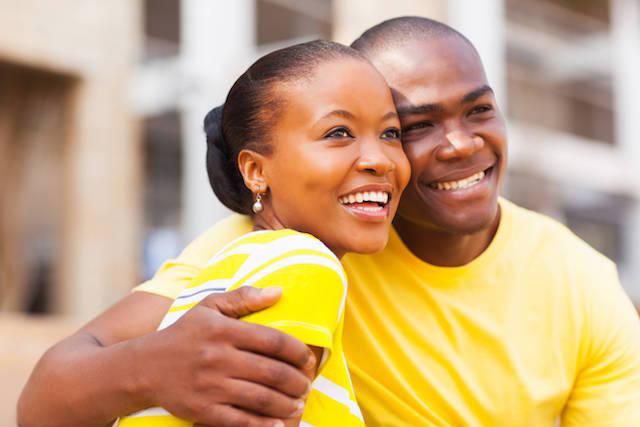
[259,58,410,257]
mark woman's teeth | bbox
[339,191,389,205]
[429,170,486,191]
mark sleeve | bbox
[238,250,347,353]
[561,260,640,427]
[133,214,252,300]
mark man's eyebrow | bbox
[396,103,445,117]
[462,85,494,104]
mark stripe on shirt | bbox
[191,234,341,291]
[312,376,364,421]
[176,287,226,300]
[171,249,343,314]
[227,234,341,282]
[125,407,172,418]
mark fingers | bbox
[200,287,282,318]
[222,378,305,419]
[193,404,284,427]
[228,319,315,370]
[228,350,310,398]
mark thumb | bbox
[199,286,282,318]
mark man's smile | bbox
[420,165,496,201]
[428,169,485,191]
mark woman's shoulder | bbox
[219,229,336,260]
[206,228,345,290]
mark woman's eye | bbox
[381,128,401,140]
[324,127,353,139]
[403,121,433,133]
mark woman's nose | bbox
[436,130,484,161]
[356,139,395,176]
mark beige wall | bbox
[0,0,143,318]
[332,0,447,44]
[0,314,83,426]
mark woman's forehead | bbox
[274,59,395,122]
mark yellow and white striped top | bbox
[118,229,365,427]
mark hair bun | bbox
[204,106,228,156]
[204,105,250,214]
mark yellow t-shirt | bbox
[135,199,640,426]
[122,229,365,427]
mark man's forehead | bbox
[370,37,486,87]
[368,38,488,107]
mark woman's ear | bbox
[237,149,268,194]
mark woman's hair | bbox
[204,40,366,215]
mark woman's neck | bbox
[252,210,345,259]
[252,209,285,232]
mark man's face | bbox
[367,36,507,235]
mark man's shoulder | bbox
[181,214,254,262]
[503,198,615,273]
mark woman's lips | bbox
[340,201,390,221]
[338,189,392,222]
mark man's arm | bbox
[561,262,640,426]
[17,288,314,427]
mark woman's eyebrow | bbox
[318,109,356,121]
[381,111,399,121]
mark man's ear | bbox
[237,149,268,194]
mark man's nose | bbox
[436,130,484,161]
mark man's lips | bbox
[427,162,495,184]
[421,166,495,194]
[428,169,486,191]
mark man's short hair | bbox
[351,16,475,55]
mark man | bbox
[19,17,640,427]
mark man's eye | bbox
[470,105,493,115]
[324,127,353,139]
[403,121,433,132]
[381,127,401,140]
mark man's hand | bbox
[135,287,314,427]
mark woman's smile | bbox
[338,185,393,222]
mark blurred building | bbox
[0,0,639,423]
[138,0,640,305]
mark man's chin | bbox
[426,204,500,236]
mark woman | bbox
[21,40,409,427]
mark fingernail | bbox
[261,287,282,298]
[291,400,305,417]
[273,421,285,427]
[303,354,316,370]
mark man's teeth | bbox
[339,191,389,205]
[429,171,486,191]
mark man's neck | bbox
[393,210,501,267]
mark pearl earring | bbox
[252,193,264,213]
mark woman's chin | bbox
[345,236,389,255]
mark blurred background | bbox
[1,0,639,424]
